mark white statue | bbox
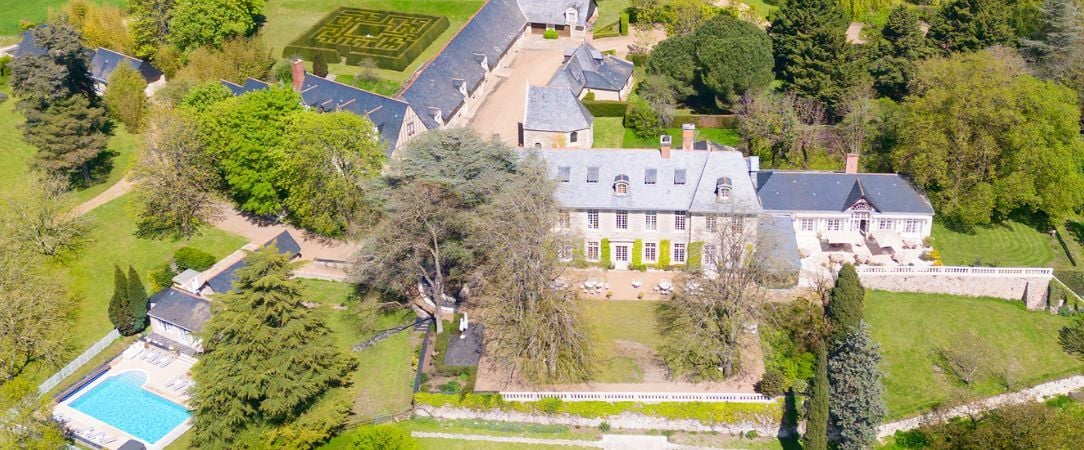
[459,312,469,339]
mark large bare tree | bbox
[658,215,765,380]
[1,173,89,258]
[472,156,593,383]
[0,240,70,381]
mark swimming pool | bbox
[68,371,190,444]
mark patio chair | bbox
[165,377,182,389]
[99,435,117,445]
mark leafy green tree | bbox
[168,0,264,53]
[625,99,663,138]
[826,263,864,341]
[282,112,385,238]
[928,0,1014,53]
[108,265,134,334]
[127,266,148,333]
[0,379,68,448]
[1060,315,1084,359]
[1,173,90,258]
[828,322,886,450]
[197,86,301,215]
[644,34,699,100]
[870,6,934,100]
[804,345,829,450]
[174,36,274,84]
[769,0,865,116]
[179,81,233,112]
[103,64,148,132]
[892,49,1084,229]
[0,240,69,381]
[129,0,176,60]
[191,246,354,448]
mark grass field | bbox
[0,0,126,36]
[931,220,1067,267]
[592,117,625,148]
[592,117,741,150]
[865,290,1083,419]
[581,300,663,383]
[58,195,247,353]
[263,0,485,88]
[321,418,596,450]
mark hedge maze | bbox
[284,7,449,71]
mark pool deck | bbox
[53,342,196,450]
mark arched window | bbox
[715,177,732,201]
[570,131,578,143]
[614,174,630,196]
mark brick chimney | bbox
[682,123,695,151]
[290,59,306,92]
[660,135,672,159]
[845,153,860,174]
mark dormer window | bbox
[644,168,657,185]
[428,107,444,126]
[715,177,732,201]
[565,8,578,25]
[674,169,686,185]
[613,174,630,196]
[473,52,488,71]
[453,79,468,97]
[587,167,599,183]
[557,166,571,182]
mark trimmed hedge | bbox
[582,100,630,117]
[626,52,648,67]
[687,241,703,271]
[659,239,672,270]
[631,239,644,271]
[174,246,216,271]
[1055,269,1084,297]
[671,114,739,129]
[620,13,630,35]
[600,238,613,270]
[414,393,784,425]
[283,8,450,71]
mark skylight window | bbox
[674,169,686,185]
[645,168,657,185]
[587,167,599,183]
[558,166,571,182]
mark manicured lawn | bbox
[332,74,402,97]
[303,279,417,421]
[865,290,1083,419]
[932,220,1066,267]
[595,0,631,26]
[58,195,247,353]
[263,0,485,86]
[0,0,126,36]
[623,127,741,149]
[592,117,625,148]
[581,300,663,383]
[321,418,594,450]
[72,125,140,204]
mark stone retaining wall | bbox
[857,274,1050,309]
[414,406,796,438]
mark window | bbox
[570,131,578,143]
[615,245,628,262]
[674,211,687,231]
[704,244,717,267]
[645,211,657,231]
[587,167,599,183]
[644,242,657,262]
[706,216,718,233]
[407,122,416,137]
[558,211,570,229]
[878,219,894,230]
[673,243,687,264]
[825,219,842,231]
[558,244,572,261]
[587,241,600,261]
[674,169,686,185]
[904,219,922,233]
[587,209,599,229]
[534,142,542,149]
[715,177,732,201]
[800,218,816,232]
[644,168,657,184]
[616,211,628,229]
[615,183,628,195]
[557,166,570,182]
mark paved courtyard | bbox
[468,35,581,146]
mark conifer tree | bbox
[804,344,829,450]
[127,266,149,333]
[190,245,353,448]
[828,322,886,450]
[1020,0,1084,81]
[826,263,864,341]
[312,53,328,78]
[870,6,934,100]
[108,265,133,334]
[928,0,1014,53]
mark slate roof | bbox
[757,215,802,276]
[538,149,760,214]
[518,0,595,26]
[267,230,302,257]
[549,44,633,95]
[756,172,934,215]
[523,86,593,132]
[204,231,301,294]
[12,30,46,57]
[219,74,411,153]
[399,0,528,129]
[89,48,163,85]
[147,288,212,332]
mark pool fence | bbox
[37,329,121,397]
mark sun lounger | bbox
[141,349,159,361]
[172,380,191,392]
[100,435,117,445]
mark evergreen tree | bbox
[129,0,176,60]
[769,0,864,117]
[826,263,864,341]
[127,266,148,333]
[1020,0,1084,80]
[108,265,133,334]
[928,0,1015,53]
[312,53,328,78]
[828,322,886,450]
[190,245,353,448]
[870,6,934,100]
[804,344,829,450]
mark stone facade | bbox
[523,125,593,149]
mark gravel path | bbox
[412,431,688,449]
[72,178,133,216]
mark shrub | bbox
[600,238,612,270]
[686,241,703,271]
[632,239,643,268]
[151,265,177,290]
[538,397,563,413]
[1060,316,1084,359]
[439,380,462,394]
[583,91,596,101]
[0,55,12,84]
[625,100,662,138]
[755,369,786,397]
[658,240,671,269]
[627,52,648,67]
[174,246,217,271]
[351,424,419,450]
[620,12,631,35]
[544,29,559,39]
[581,100,630,117]
[598,421,611,432]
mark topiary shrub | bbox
[620,12,630,35]
[544,29,559,39]
[174,246,217,271]
[581,100,630,117]
[600,238,612,270]
[658,240,671,270]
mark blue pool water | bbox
[68,371,190,444]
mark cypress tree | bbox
[312,53,329,78]
[190,246,354,447]
[828,323,887,450]
[108,265,132,334]
[927,0,1014,54]
[826,263,864,341]
[804,344,829,450]
[127,266,149,333]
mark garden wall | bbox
[855,267,1052,310]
